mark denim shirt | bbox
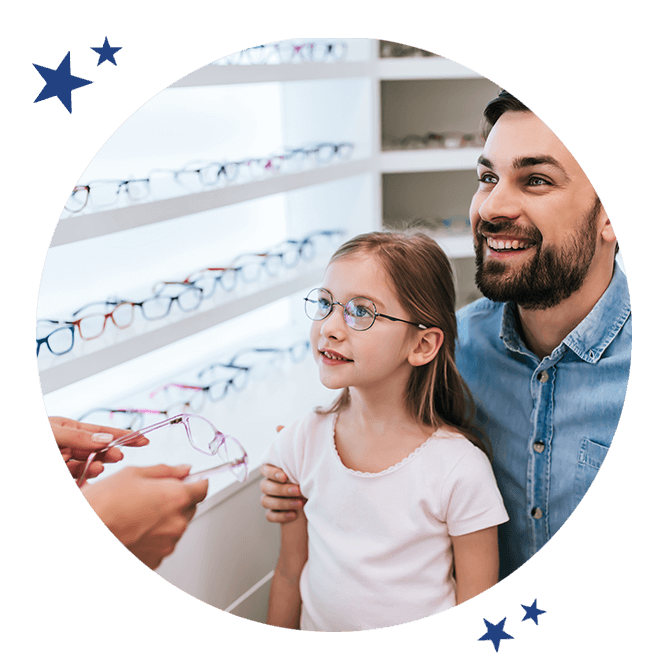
[456,263,631,579]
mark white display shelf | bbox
[38,40,496,621]
[380,147,480,173]
[377,57,482,80]
[39,38,496,528]
[43,40,487,397]
[168,57,479,89]
[170,62,373,87]
[52,159,373,246]
[39,263,324,393]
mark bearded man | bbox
[260,91,632,581]
[457,91,630,578]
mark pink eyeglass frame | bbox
[76,413,248,488]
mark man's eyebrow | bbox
[477,154,570,182]
[512,155,570,180]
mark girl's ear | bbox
[408,328,444,367]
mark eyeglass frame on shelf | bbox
[226,342,311,369]
[64,185,91,213]
[150,365,251,409]
[41,300,135,341]
[76,413,248,488]
[221,41,347,65]
[36,323,75,357]
[78,407,171,431]
[77,285,205,323]
[65,178,151,213]
[153,229,339,299]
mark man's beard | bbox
[474,198,601,310]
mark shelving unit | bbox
[38,38,499,622]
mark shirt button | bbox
[533,441,545,453]
[531,508,543,520]
[537,370,549,383]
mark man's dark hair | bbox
[482,90,530,138]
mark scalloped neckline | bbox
[328,412,445,478]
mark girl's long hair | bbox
[316,231,490,458]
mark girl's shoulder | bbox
[277,409,336,445]
[428,425,490,466]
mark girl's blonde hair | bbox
[316,231,489,457]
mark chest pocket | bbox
[574,437,610,503]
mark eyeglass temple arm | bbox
[184,456,248,484]
[77,415,188,487]
[153,280,189,293]
[71,300,119,317]
[149,383,205,398]
[198,362,250,375]
[377,314,427,330]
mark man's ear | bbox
[598,203,616,245]
[408,328,444,367]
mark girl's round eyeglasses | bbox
[304,287,428,332]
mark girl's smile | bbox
[318,347,353,364]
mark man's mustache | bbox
[476,219,542,244]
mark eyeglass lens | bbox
[138,287,202,320]
[65,186,89,212]
[304,288,376,331]
[84,180,151,209]
[76,301,134,339]
[187,414,247,481]
[37,325,75,356]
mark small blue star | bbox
[91,37,122,66]
[521,599,546,625]
[33,52,93,114]
[478,617,514,652]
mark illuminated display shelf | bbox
[39,40,495,622]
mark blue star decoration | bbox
[33,52,92,114]
[478,617,514,652]
[521,599,546,625]
[91,37,122,66]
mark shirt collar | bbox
[499,262,631,363]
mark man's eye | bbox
[528,176,550,186]
[477,173,497,185]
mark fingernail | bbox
[290,501,302,509]
[275,471,286,481]
[91,433,114,444]
[289,486,300,495]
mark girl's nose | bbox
[319,302,347,339]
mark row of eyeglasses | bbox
[379,41,439,59]
[36,229,345,358]
[382,131,485,151]
[64,142,355,214]
[77,341,311,431]
[215,41,348,66]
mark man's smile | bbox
[481,233,538,257]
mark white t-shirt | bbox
[264,410,509,632]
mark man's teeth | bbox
[487,237,533,251]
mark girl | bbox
[264,231,508,631]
